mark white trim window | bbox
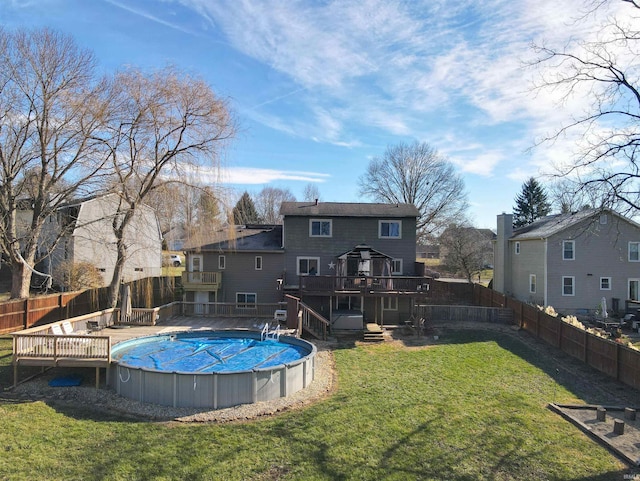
[600,277,611,290]
[562,240,575,260]
[236,292,257,309]
[529,274,536,294]
[391,259,403,275]
[382,297,398,311]
[255,256,262,270]
[297,257,320,276]
[309,219,332,237]
[515,242,520,255]
[562,276,575,296]
[379,220,402,239]
[629,242,640,262]
[218,255,226,270]
[629,279,640,301]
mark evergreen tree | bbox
[513,177,551,228]
[232,191,259,225]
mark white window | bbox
[309,219,332,237]
[563,240,575,260]
[600,277,611,290]
[297,257,320,276]
[599,214,608,225]
[379,220,402,239]
[391,259,403,275]
[236,292,257,309]
[529,274,536,294]
[515,242,520,255]
[629,242,640,262]
[562,276,575,296]
[218,255,226,269]
[383,297,398,311]
[255,256,262,270]
[629,279,640,301]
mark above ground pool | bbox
[108,330,316,409]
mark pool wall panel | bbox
[108,332,316,409]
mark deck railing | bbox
[13,333,111,360]
[181,271,222,286]
[181,302,283,318]
[285,295,329,340]
[12,309,117,367]
[299,275,430,294]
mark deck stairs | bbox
[363,323,385,342]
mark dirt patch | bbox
[552,404,640,467]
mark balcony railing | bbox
[181,271,222,290]
[299,275,430,295]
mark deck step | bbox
[363,323,385,342]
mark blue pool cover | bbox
[112,334,309,373]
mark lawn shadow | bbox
[392,325,640,408]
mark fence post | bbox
[24,298,31,329]
[557,316,563,349]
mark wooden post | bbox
[597,406,606,422]
[625,407,637,421]
[614,419,625,435]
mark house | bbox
[183,201,427,328]
[182,224,284,313]
[39,194,163,289]
[493,209,640,316]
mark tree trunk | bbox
[107,236,128,308]
[10,263,31,299]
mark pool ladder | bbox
[261,322,281,341]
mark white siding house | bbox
[41,194,162,289]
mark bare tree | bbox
[531,1,640,217]
[439,224,492,283]
[302,183,322,202]
[254,186,296,224]
[358,141,468,239]
[0,28,110,298]
[102,66,235,307]
[547,178,603,213]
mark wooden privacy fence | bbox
[414,305,513,324]
[0,276,180,334]
[472,283,640,391]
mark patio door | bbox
[190,255,203,283]
[194,291,209,314]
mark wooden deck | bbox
[11,316,275,387]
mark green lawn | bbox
[0,331,629,480]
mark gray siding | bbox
[283,215,417,284]
[509,215,640,315]
[510,239,546,306]
[207,251,284,304]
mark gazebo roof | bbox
[336,244,392,260]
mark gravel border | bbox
[8,341,337,424]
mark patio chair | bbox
[51,324,64,335]
[61,321,75,335]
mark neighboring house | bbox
[493,209,640,316]
[183,201,425,328]
[416,244,440,259]
[39,194,163,289]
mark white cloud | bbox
[219,167,330,185]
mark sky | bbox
[0,0,624,229]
